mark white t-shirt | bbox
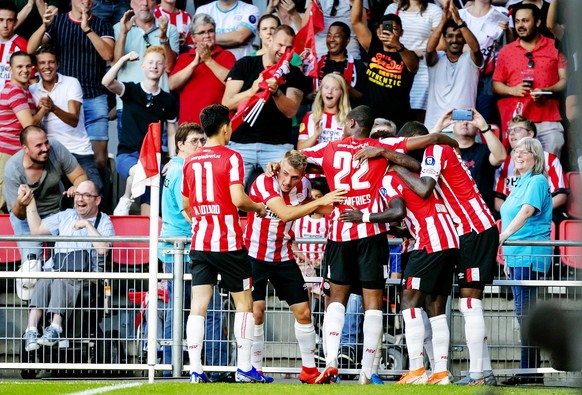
[196,1,259,60]
[425,52,480,131]
[30,74,94,156]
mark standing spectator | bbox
[499,137,551,386]
[3,126,88,259]
[445,108,507,213]
[314,21,364,105]
[424,0,483,131]
[351,0,419,129]
[508,0,553,40]
[22,180,113,351]
[308,0,368,61]
[263,0,303,32]
[297,73,350,150]
[155,0,193,53]
[459,0,511,125]
[27,0,114,198]
[195,0,259,60]
[169,13,236,125]
[91,0,130,28]
[384,0,443,123]
[102,47,177,216]
[181,104,268,384]
[252,13,280,57]
[494,114,567,211]
[0,52,46,212]
[222,25,310,186]
[0,0,29,91]
[246,150,345,383]
[493,3,567,157]
[29,45,102,190]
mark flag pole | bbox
[147,173,160,384]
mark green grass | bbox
[0,381,579,395]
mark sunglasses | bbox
[525,52,534,68]
[146,93,154,108]
[143,33,151,48]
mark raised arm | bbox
[351,0,372,53]
[25,196,51,235]
[81,8,114,61]
[394,165,437,199]
[449,1,483,67]
[26,6,55,53]
[102,51,139,95]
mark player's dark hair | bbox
[442,19,460,36]
[512,3,541,24]
[328,21,350,39]
[20,125,46,145]
[0,0,17,14]
[347,105,374,132]
[200,104,230,137]
[309,178,330,196]
[9,51,30,66]
[398,121,429,137]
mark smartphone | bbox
[451,109,473,121]
[382,20,393,33]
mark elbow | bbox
[418,188,432,199]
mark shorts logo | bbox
[424,156,436,166]
[243,277,251,290]
[466,268,480,282]
[249,15,256,23]
[404,277,421,290]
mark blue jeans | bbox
[91,0,131,27]
[83,95,109,141]
[10,212,43,261]
[162,259,227,376]
[510,266,541,370]
[228,142,293,186]
[341,294,363,347]
[73,154,103,191]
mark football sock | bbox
[234,312,254,372]
[252,323,264,371]
[324,302,345,366]
[295,321,317,368]
[430,314,450,373]
[460,297,485,379]
[186,315,205,374]
[360,310,383,379]
[402,308,425,371]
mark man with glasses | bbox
[493,3,567,157]
[3,126,88,260]
[102,46,177,215]
[21,180,114,351]
[424,0,483,132]
[494,114,567,213]
[169,13,235,125]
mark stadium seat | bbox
[0,214,21,268]
[559,220,582,269]
[565,172,581,219]
[110,216,162,267]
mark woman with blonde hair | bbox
[297,73,351,150]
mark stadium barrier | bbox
[0,234,581,383]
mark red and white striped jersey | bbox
[298,111,344,146]
[0,35,28,91]
[182,145,246,252]
[494,151,567,198]
[245,173,310,262]
[420,144,495,236]
[293,215,330,262]
[154,6,193,46]
[380,172,459,253]
[302,136,408,242]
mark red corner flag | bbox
[293,0,325,78]
[131,121,161,199]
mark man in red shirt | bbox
[181,104,268,384]
[493,3,567,157]
[169,13,235,124]
[246,150,345,383]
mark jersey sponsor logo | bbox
[379,187,387,197]
[424,156,436,166]
[296,193,305,202]
[249,15,256,23]
[265,206,280,219]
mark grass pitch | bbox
[0,381,579,395]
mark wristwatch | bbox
[480,125,492,133]
[397,45,406,53]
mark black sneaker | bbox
[502,374,543,385]
[337,346,357,369]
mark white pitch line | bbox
[68,382,142,395]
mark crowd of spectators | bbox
[0,0,579,386]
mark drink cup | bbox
[521,69,534,88]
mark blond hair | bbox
[282,150,307,171]
[312,74,351,127]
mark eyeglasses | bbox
[511,149,533,156]
[146,93,154,108]
[74,192,99,199]
[506,126,530,135]
[525,52,534,68]
[143,33,151,48]
[193,28,215,36]
[186,137,206,145]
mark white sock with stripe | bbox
[186,315,205,374]
[234,312,254,372]
[295,321,316,368]
[252,323,264,371]
[430,314,450,373]
[460,297,485,379]
[402,308,425,371]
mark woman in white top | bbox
[385,0,443,123]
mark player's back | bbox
[182,145,245,252]
[421,144,495,235]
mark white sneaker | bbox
[113,197,133,216]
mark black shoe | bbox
[502,375,543,385]
[337,346,357,369]
[210,372,236,383]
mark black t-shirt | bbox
[119,82,177,154]
[361,36,415,129]
[459,142,498,212]
[226,55,312,145]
